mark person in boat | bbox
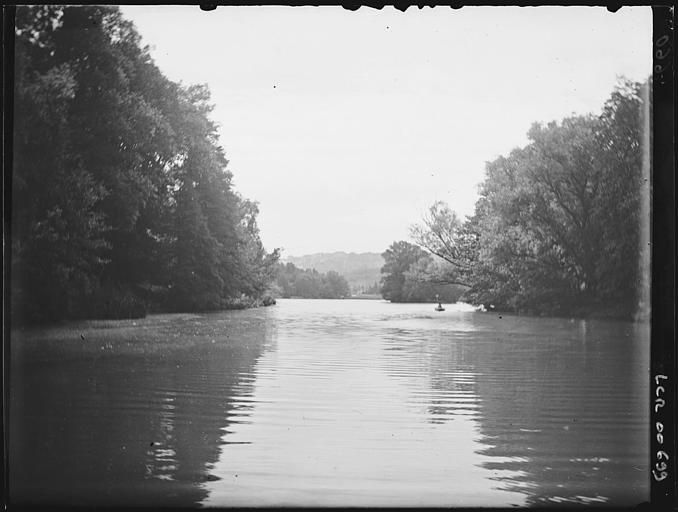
[435,294,445,311]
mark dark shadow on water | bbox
[470,318,649,506]
[8,309,274,508]
[381,315,649,506]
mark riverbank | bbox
[9,311,262,363]
[11,290,277,328]
[479,299,648,322]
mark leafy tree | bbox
[410,201,477,287]
[12,7,110,322]
[274,263,350,299]
[402,255,466,303]
[591,81,646,311]
[414,79,647,317]
[408,79,647,318]
[12,6,279,322]
[169,185,223,311]
[322,271,351,299]
[232,198,280,298]
[380,241,429,302]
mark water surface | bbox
[10,299,649,507]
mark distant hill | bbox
[285,252,384,294]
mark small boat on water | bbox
[434,294,445,312]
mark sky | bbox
[119,6,652,257]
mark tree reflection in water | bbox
[10,304,648,507]
[470,318,649,506]
[382,314,649,506]
[9,309,275,508]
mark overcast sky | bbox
[119,6,651,257]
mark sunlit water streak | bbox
[10,299,648,507]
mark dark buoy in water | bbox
[434,294,445,312]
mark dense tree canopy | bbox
[379,241,465,303]
[274,263,351,299]
[12,6,279,323]
[410,201,477,288]
[11,7,648,322]
[403,79,649,319]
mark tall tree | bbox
[410,201,476,287]
[12,6,279,322]
[232,198,280,298]
[170,184,223,310]
[472,80,645,316]
[380,241,429,302]
[13,6,110,321]
[410,79,647,318]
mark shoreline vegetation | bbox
[12,7,280,325]
[378,81,650,323]
[272,262,351,299]
[11,6,649,326]
[10,312,252,362]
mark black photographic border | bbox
[650,5,675,511]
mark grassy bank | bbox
[9,311,261,363]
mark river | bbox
[9,299,649,507]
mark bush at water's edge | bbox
[222,295,276,310]
[11,288,277,327]
[476,296,644,321]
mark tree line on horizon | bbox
[11,6,279,324]
[381,79,649,319]
[273,262,351,299]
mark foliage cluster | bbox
[286,252,384,294]
[274,263,351,299]
[384,80,649,318]
[12,6,279,323]
[379,241,466,303]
